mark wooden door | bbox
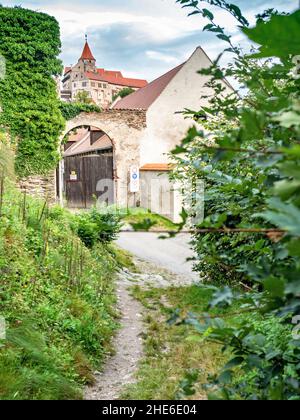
[65,154,114,208]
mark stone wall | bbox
[18,172,56,203]
[63,110,146,133]
[63,110,147,207]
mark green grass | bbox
[108,245,140,273]
[121,285,243,400]
[122,208,178,232]
[0,182,121,400]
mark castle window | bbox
[91,82,95,87]
[82,82,87,87]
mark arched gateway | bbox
[58,110,146,208]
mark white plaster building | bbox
[112,47,234,221]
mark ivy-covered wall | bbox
[0,6,65,177]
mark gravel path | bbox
[85,235,200,400]
[85,272,144,400]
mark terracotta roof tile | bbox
[85,71,147,88]
[113,62,185,110]
[98,69,123,78]
[85,71,106,82]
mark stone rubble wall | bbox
[18,172,56,203]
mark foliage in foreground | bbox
[174,1,300,400]
[0,6,65,177]
[0,182,118,400]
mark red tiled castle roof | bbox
[85,71,147,88]
[80,41,95,61]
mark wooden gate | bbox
[64,153,114,208]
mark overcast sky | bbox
[1,0,298,81]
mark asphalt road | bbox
[116,232,199,281]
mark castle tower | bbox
[78,35,96,73]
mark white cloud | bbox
[1,0,299,81]
[146,51,181,65]
[41,8,204,44]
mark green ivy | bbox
[0,6,65,177]
[59,102,101,121]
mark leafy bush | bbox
[59,102,101,121]
[174,1,300,400]
[113,87,135,102]
[76,208,122,248]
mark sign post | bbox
[130,165,140,194]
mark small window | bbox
[91,82,95,87]
[82,82,87,87]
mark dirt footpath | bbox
[85,257,198,400]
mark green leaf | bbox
[218,370,233,384]
[202,8,214,21]
[209,287,233,308]
[229,4,248,26]
[203,23,215,32]
[274,111,300,128]
[273,180,300,200]
[266,350,281,361]
[243,10,300,57]
[287,239,300,257]
[188,10,201,17]
[283,145,300,158]
[279,162,300,180]
[258,198,300,236]
[263,276,285,298]
[224,357,244,369]
[217,34,231,43]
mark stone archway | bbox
[58,109,146,208]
